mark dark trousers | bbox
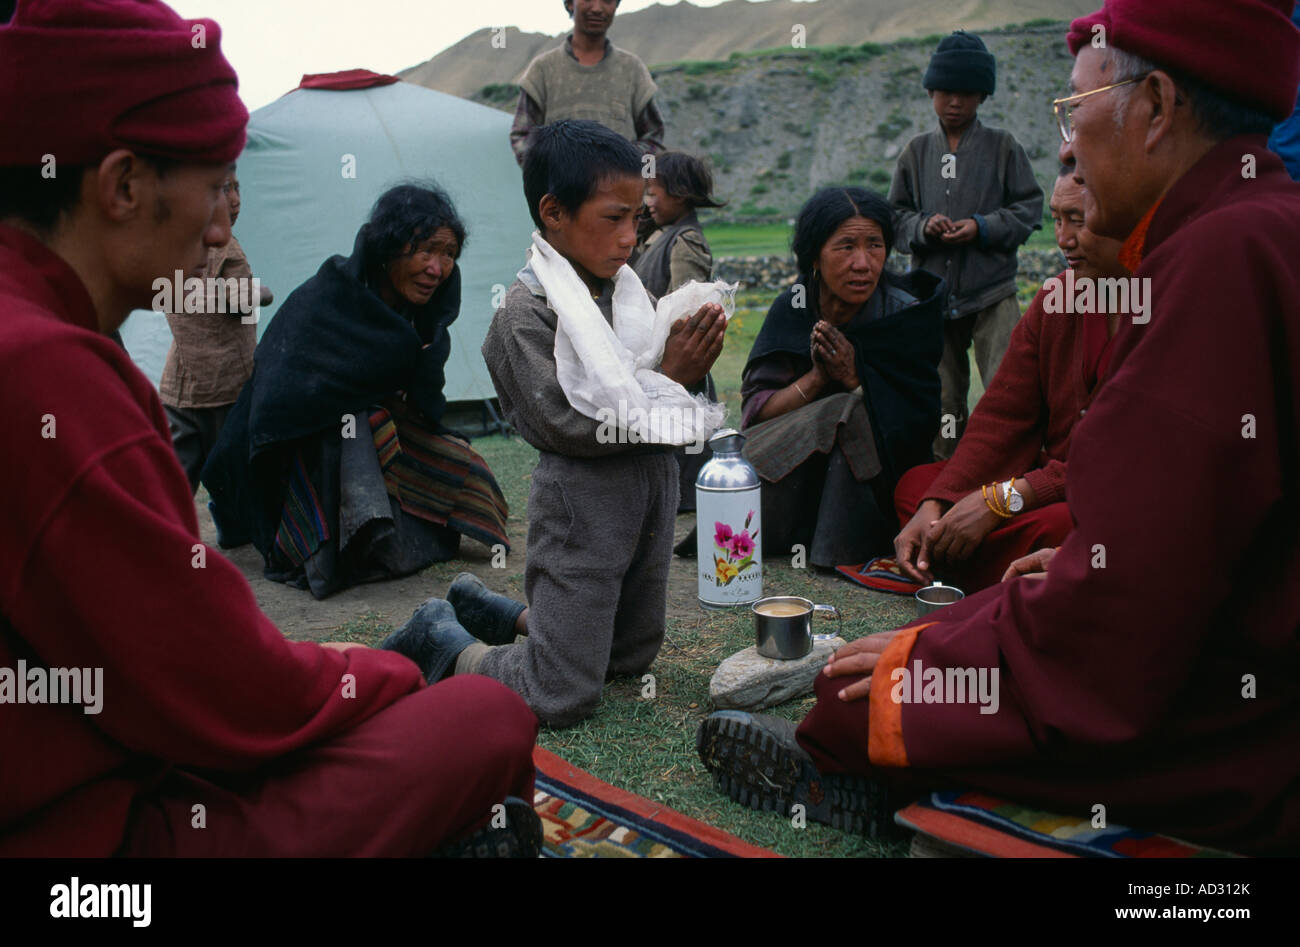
[934,295,1021,459]
[894,460,1074,592]
[760,445,896,568]
[165,403,233,495]
[119,675,538,856]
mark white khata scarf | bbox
[527,231,732,447]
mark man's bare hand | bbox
[660,302,725,387]
[894,499,945,582]
[823,630,902,702]
[1001,546,1057,582]
[320,641,366,652]
[927,488,1001,564]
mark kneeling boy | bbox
[423,120,725,727]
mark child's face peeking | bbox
[644,179,688,227]
[541,173,643,291]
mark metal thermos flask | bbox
[696,428,762,608]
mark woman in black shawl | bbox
[740,187,944,569]
[202,183,510,599]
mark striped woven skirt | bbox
[273,398,510,567]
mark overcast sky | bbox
[168,0,805,112]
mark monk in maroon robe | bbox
[0,0,537,857]
[699,0,1300,855]
[891,167,1127,592]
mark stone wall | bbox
[714,248,1066,295]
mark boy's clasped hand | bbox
[660,302,725,388]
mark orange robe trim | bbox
[867,621,939,768]
[1118,198,1163,272]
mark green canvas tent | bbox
[119,70,533,408]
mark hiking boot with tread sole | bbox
[696,710,901,839]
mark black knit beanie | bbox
[923,30,996,96]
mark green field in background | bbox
[705,219,1056,258]
[701,221,794,259]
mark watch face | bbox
[1008,490,1024,513]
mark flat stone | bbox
[709,637,845,712]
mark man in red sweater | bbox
[0,0,538,857]
[699,0,1300,855]
[891,165,1127,591]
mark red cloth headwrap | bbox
[1067,0,1300,119]
[0,0,248,166]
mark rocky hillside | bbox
[403,0,1093,100]
[464,23,1076,224]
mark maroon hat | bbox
[1067,0,1300,119]
[0,0,249,166]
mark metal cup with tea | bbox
[752,595,841,660]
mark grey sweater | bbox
[889,119,1043,318]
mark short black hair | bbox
[651,151,725,209]
[0,155,178,235]
[358,181,467,276]
[791,187,894,278]
[522,120,642,230]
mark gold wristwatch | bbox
[1003,479,1024,514]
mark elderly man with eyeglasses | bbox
[697,0,1300,856]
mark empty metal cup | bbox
[915,582,964,618]
[752,596,841,660]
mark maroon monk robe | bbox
[892,275,1116,589]
[798,136,1300,855]
[0,225,536,856]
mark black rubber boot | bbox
[380,598,477,682]
[447,573,527,645]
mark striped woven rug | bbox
[895,791,1239,857]
[532,748,777,858]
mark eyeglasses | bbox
[1052,76,1146,143]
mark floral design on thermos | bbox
[712,511,759,586]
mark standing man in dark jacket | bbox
[890,31,1043,458]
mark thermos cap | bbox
[708,428,745,454]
